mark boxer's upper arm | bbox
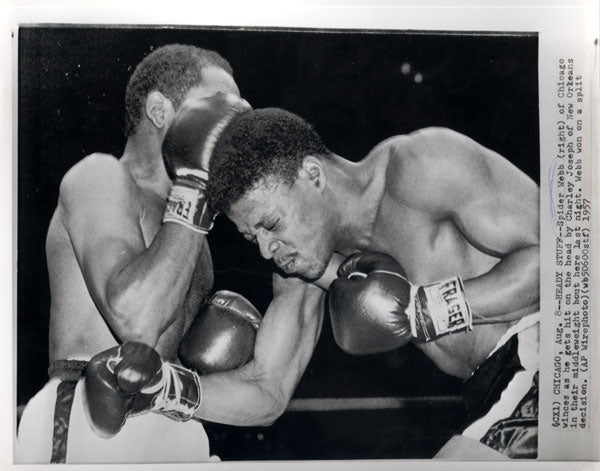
[197,276,326,425]
[392,128,540,318]
[249,275,325,416]
[258,274,324,370]
[59,154,146,324]
[398,128,539,255]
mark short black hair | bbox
[124,44,233,136]
[208,108,331,213]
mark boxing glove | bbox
[179,290,262,374]
[84,342,201,438]
[329,251,472,354]
[162,93,251,233]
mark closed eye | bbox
[243,233,257,244]
[265,219,279,232]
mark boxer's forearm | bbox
[195,365,287,426]
[197,281,326,426]
[465,245,539,322]
[102,224,205,345]
[60,156,209,347]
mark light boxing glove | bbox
[162,92,251,233]
[179,290,262,374]
[329,251,472,354]
[84,342,201,438]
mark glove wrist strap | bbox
[410,276,473,341]
[144,362,202,422]
[163,174,215,234]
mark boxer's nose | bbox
[256,231,279,260]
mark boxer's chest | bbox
[137,188,166,245]
[368,193,499,286]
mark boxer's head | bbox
[124,44,236,137]
[208,108,336,280]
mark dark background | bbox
[18,26,539,460]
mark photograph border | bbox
[2,1,599,469]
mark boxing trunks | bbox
[16,359,211,463]
[461,313,539,458]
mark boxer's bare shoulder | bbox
[362,127,475,190]
[61,152,123,183]
[378,128,490,202]
[48,151,201,360]
[369,126,538,230]
[56,151,173,252]
[59,153,142,220]
[364,126,465,160]
[394,127,536,192]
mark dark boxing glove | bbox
[179,290,262,374]
[329,251,472,354]
[84,342,201,438]
[162,93,251,233]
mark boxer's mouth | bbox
[277,255,296,273]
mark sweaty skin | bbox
[228,127,539,381]
[46,66,239,363]
[196,273,327,425]
[46,156,214,362]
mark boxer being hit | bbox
[82,106,540,459]
[210,109,540,459]
[16,45,327,463]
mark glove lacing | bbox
[142,362,202,421]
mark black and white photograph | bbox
[5,0,599,468]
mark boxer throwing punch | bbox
[17,44,254,463]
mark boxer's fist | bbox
[179,291,262,374]
[163,93,251,178]
[84,342,201,438]
[162,93,251,233]
[329,251,473,355]
[329,252,413,354]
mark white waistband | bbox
[488,312,540,358]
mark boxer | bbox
[204,108,540,459]
[17,44,249,463]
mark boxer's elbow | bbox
[258,397,287,426]
[525,248,540,305]
[242,368,289,426]
[525,244,540,283]
[249,380,288,426]
[105,287,164,347]
[110,314,161,347]
[117,321,161,347]
[510,243,540,307]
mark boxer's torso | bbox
[342,130,534,379]
[47,154,213,363]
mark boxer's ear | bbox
[301,156,326,193]
[145,91,175,130]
